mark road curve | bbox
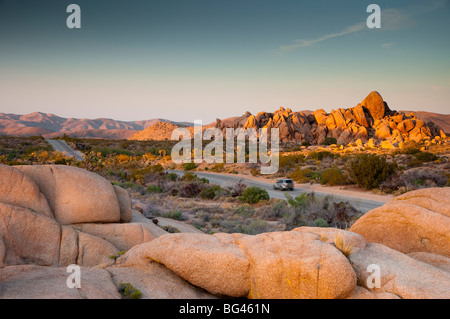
[45,139,85,161]
[168,170,388,213]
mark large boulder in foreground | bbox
[349,187,450,258]
[350,243,450,299]
[108,263,216,299]
[0,164,52,218]
[0,202,119,268]
[0,203,61,267]
[15,165,121,225]
[118,230,358,299]
[0,265,120,299]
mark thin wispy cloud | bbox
[381,43,395,48]
[279,22,366,52]
[279,0,447,53]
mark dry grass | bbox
[334,234,354,257]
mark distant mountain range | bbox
[0,112,193,139]
[0,109,448,140]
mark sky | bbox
[0,0,449,123]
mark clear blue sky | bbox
[0,0,449,123]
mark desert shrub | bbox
[220,217,272,235]
[146,185,163,194]
[164,172,178,181]
[181,162,197,171]
[282,193,362,230]
[109,250,126,260]
[118,282,141,299]
[234,204,255,218]
[129,165,164,184]
[322,137,337,145]
[396,147,421,155]
[211,163,225,172]
[279,154,305,173]
[250,168,260,176]
[163,210,183,220]
[181,172,209,184]
[348,154,397,190]
[285,192,309,209]
[307,151,335,161]
[239,186,270,204]
[93,147,132,157]
[180,182,202,198]
[407,151,437,168]
[227,180,247,197]
[160,225,180,233]
[200,185,223,200]
[320,167,348,186]
[380,169,447,193]
[151,163,165,173]
[314,218,329,228]
[290,168,313,183]
[114,181,145,194]
[260,200,288,219]
[240,219,271,235]
[181,172,197,182]
[54,157,69,165]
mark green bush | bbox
[239,186,270,204]
[279,154,305,172]
[181,172,197,182]
[314,218,329,228]
[163,210,183,220]
[146,185,163,194]
[320,167,347,186]
[290,168,321,183]
[290,168,313,183]
[307,151,336,161]
[200,185,223,200]
[181,162,197,171]
[407,151,437,168]
[348,154,397,190]
[118,282,142,299]
[414,151,437,162]
[165,172,178,181]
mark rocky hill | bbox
[0,164,449,299]
[128,122,184,141]
[0,112,192,139]
[214,91,446,146]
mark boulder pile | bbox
[0,164,449,299]
[214,91,444,146]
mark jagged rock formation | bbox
[214,91,444,146]
[0,164,449,299]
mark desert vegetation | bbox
[0,133,448,237]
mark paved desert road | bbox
[45,139,85,161]
[169,170,388,213]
